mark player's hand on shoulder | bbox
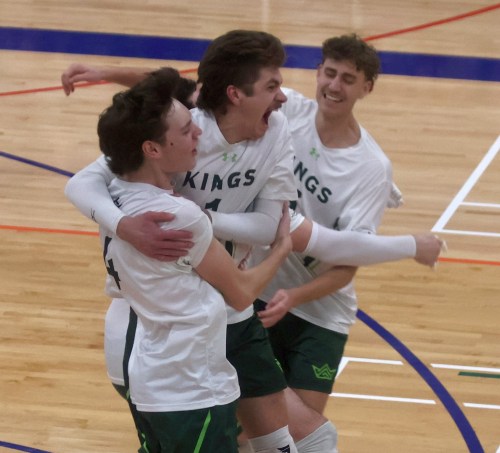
[117,212,194,262]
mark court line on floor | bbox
[0,440,51,453]
[4,223,500,269]
[331,392,436,405]
[364,3,500,41]
[0,225,98,236]
[357,309,484,452]
[334,358,500,409]
[0,69,197,97]
[433,135,500,236]
[432,364,500,373]
[464,403,500,410]
[1,3,500,98]
[0,150,74,177]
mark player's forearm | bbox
[240,236,292,305]
[100,66,153,87]
[65,156,123,233]
[210,199,282,246]
[286,266,357,307]
[200,235,291,311]
[304,222,416,266]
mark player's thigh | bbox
[236,390,289,438]
[226,314,287,398]
[272,315,347,397]
[291,387,330,414]
[284,387,328,440]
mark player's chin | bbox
[249,121,269,140]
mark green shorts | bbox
[255,301,347,394]
[137,402,238,453]
[226,314,287,399]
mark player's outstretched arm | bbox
[292,218,443,268]
[61,63,153,95]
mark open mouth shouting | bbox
[263,109,273,125]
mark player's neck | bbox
[123,165,174,191]
[315,112,360,149]
[214,109,251,144]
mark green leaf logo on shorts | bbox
[312,363,337,380]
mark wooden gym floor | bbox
[0,1,499,452]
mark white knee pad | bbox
[249,425,298,453]
[295,421,338,453]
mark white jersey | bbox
[67,108,296,387]
[101,179,239,412]
[176,108,296,324]
[260,88,393,334]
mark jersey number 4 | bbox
[103,236,121,290]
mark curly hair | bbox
[322,34,380,84]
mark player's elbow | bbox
[64,175,77,202]
[224,289,255,312]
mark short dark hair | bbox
[322,34,380,84]
[98,67,180,175]
[197,30,286,113]
[171,74,197,109]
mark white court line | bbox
[463,403,500,410]
[333,360,499,410]
[433,134,500,234]
[431,364,500,373]
[437,229,500,238]
[337,356,403,378]
[330,392,435,405]
[461,201,500,209]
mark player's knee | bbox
[295,421,338,453]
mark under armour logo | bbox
[312,363,337,380]
[278,447,291,453]
[309,147,320,159]
[222,152,238,162]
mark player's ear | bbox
[226,85,242,105]
[143,140,160,159]
[361,80,374,97]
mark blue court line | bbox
[0,440,51,453]
[0,150,74,177]
[357,309,484,453]
[1,26,499,82]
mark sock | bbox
[295,421,338,453]
[249,425,298,453]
